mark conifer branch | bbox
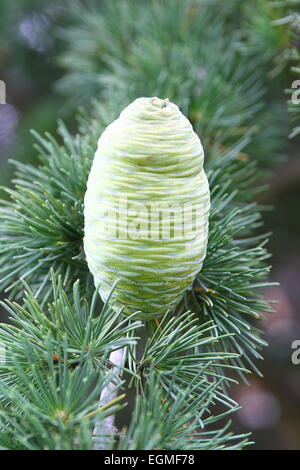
[93,348,124,449]
[0,0,293,450]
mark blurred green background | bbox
[1,0,300,450]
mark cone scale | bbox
[84,97,210,319]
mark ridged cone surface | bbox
[84,97,210,319]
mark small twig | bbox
[84,393,126,420]
[93,348,124,450]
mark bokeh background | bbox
[0,0,300,450]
